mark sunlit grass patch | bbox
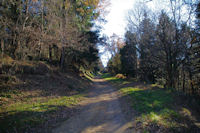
[102,73,199,132]
[181,107,192,117]
[101,73,124,84]
[84,71,95,81]
[151,84,164,89]
[120,86,186,131]
[137,109,182,129]
[121,88,173,113]
[120,87,142,95]
[0,94,83,132]
[84,73,93,81]
[86,71,95,78]
[6,95,82,112]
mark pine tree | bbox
[120,31,137,77]
[138,13,156,82]
[190,2,200,94]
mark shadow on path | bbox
[53,77,134,133]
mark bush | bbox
[115,74,126,79]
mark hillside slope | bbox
[0,57,92,133]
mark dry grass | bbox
[0,58,92,133]
[115,74,126,79]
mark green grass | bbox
[120,87,173,113]
[86,71,95,78]
[84,71,95,81]
[120,87,182,129]
[101,73,125,84]
[0,94,84,132]
[102,73,189,132]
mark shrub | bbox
[115,74,126,79]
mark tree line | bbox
[0,0,108,72]
[107,0,200,96]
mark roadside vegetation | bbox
[0,0,106,132]
[102,73,200,133]
[106,1,200,100]
[0,56,94,132]
[0,95,83,132]
[103,1,200,132]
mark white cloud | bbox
[98,0,135,67]
[101,0,134,37]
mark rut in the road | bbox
[53,78,133,133]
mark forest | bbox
[107,0,200,97]
[0,0,199,133]
[0,0,106,72]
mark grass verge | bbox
[0,66,90,132]
[101,73,200,133]
[0,94,84,133]
[101,73,128,84]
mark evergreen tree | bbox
[120,31,137,77]
[190,2,200,94]
[138,12,156,82]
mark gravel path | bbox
[53,78,133,133]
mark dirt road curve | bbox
[53,78,133,133]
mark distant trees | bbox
[120,31,137,77]
[107,1,199,96]
[138,12,156,82]
[0,0,106,72]
[106,34,124,74]
[107,53,121,74]
[189,1,200,94]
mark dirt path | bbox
[53,78,133,133]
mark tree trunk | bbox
[15,40,21,60]
[60,47,65,69]
[182,69,185,93]
[60,0,66,70]
[1,39,4,58]
[49,45,52,62]
[189,70,194,95]
[177,71,180,91]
